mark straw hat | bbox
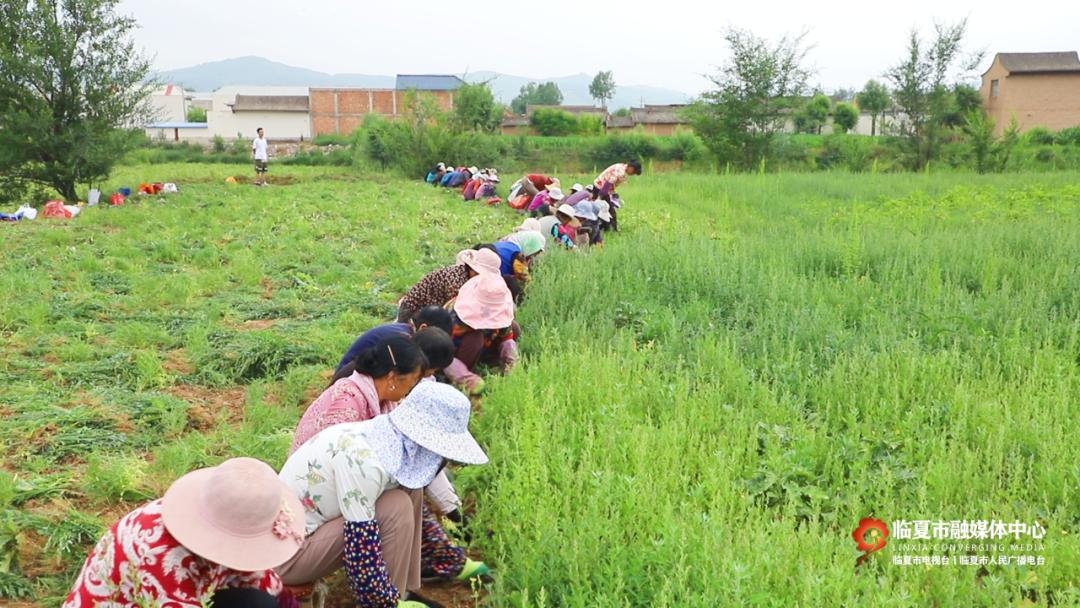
[161,458,305,572]
[388,382,488,467]
[455,274,514,329]
[456,248,501,276]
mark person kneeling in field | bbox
[550,203,582,249]
[296,333,486,587]
[442,271,519,395]
[492,230,546,285]
[337,306,453,374]
[64,458,305,608]
[396,248,503,322]
[277,382,489,608]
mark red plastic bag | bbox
[151,182,164,194]
[485,196,503,206]
[43,200,72,218]
[507,194,530,210]
[110,193,125,205]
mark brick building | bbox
[310,74,464,137]
[980,51,1080,133]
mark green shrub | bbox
[588,134,658,166]
[530,108,581,137]
[1024,127,1055,145]
[1055,126,1080,146]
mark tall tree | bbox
[685,28,813,168]
[885,19,984,168]
[832,102,859,133]
[855,80,891,136]
[589,71,617,110]
[511,81,563,115]
[0,0,154,201]
[451,82,503,133]
[795,94,832,134]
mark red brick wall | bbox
[309,88,459,137]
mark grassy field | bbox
[2,165,1079,606]
[463,172,1080,606]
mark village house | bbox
[980,51,1080,134]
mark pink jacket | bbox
[290,372,387,454]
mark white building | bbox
[148,84,189,123]
[206,85,311,141]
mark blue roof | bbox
[146,122,208,129]
[395,74,465,91]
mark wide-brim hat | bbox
[389,382,488,466]
[544,178,562,190]
[455,274,514,329]
[514,218,541,232]
[570,183,584,193]
[162,458,305,572]
[467,166,479,174]
[573,201,598,221]
[556,203,582,227]
[436,163,446,171]
[547,187,565,201]
[456,248,501,276]
[595,200,612,222]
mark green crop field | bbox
[2,164,1079,606]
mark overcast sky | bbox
[119,0,1080,95]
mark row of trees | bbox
[686,20,1013,171]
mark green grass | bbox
[0,163,521,603]
[3,164,1079,606]
[464,172,1080,607]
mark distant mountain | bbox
[156,57,693,108]
[157,56,394,91]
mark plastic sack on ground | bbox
[43,200,73,218]
[163,183,178,193]
[110,193,125,205]
[88,189,101,206]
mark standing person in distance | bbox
[252,127,270,186]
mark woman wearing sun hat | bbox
[526,185,565,217]
[64,458,305,608]
[396,248,502,322]
[490,230,545,286]
[441,270,518,394]
[276,382,488,608]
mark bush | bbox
[1055,127,1080,146]
[355,107,508,177]
[185,107,207,123]
[1024,127,1055,146]
[530,109,581,137]
[588,135,659,167]
[211,135,227,153]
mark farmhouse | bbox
[606,105,691,136]
[980,51,1080,133]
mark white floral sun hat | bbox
[388,382,488,467]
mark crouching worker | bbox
[396,248,503,322]
[443,271,519,395]
[277,382,489,608]
[64,458,305,608]
[337,306,453,375]
[551,203,582,249]
[294,333,486,587]
[493,230,546,285]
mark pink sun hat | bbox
[456,247,501,276]
[161,457,305,572]
[454,274,514,329]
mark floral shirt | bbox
[63,500,284,608]
[593,163,629,192]
[280,422,397,533]
[397,265,471,319]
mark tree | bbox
[186,107,207,123]
[589,71,616,110]
[795,94,832,134]
[0,0,154,201]
[832,102,859,133]
[885,19,984,168]
[963,110,1019,173]
[451,82,503,133]
[510,82,563,115]
[684,28,812,169]
[855,80,891,136]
